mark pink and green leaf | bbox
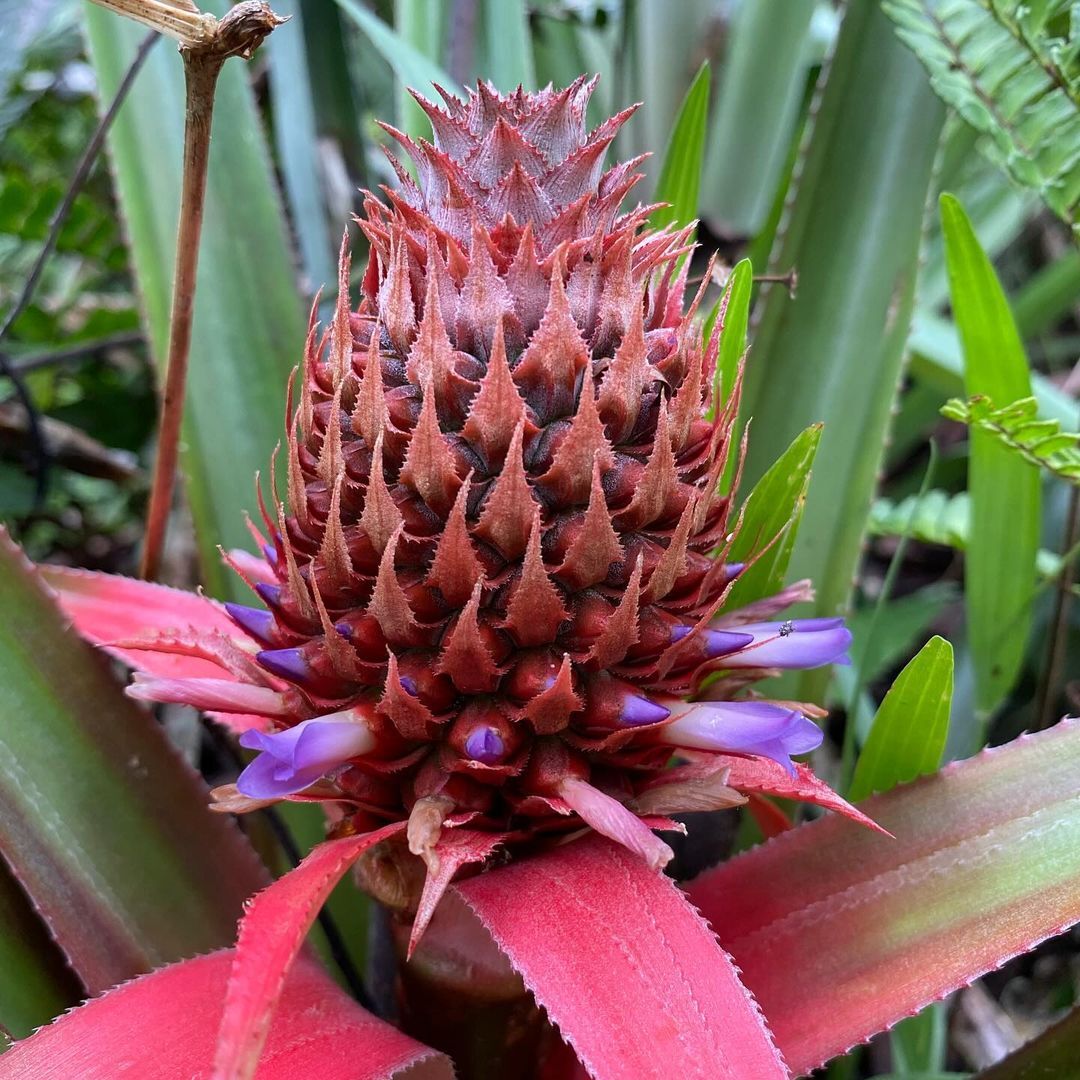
[0,533,267,994]
[0,950,450,1080]
[686,720,1080,1075]
[456,833,789,1080]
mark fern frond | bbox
[942,393,1080,482]
[884,0,1080,235]
[868,489,1067,578]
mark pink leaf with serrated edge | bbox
[38,566,272,733]
[687,720,1080,1076]
[456,833,789,1080]
[410,828,507,958]
[0,949,449,1080]
[718,754,890,834]
[214,821,406,1080]
[39,566,239,656]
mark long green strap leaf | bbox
[0,533,266,994]
[83,3,305,601]
[396,0,449,140]
[650,62,710,233]
[742,1,945,641]
[941,193,1040,715]
[909,312,1076,428]
[267,0,337,295]
[478,0,535,92]
[689,718,1080,1075]
[700,0,816,237]
[849,635,953,802]
[335,0,460,103]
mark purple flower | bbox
[721,617,852,669]
[236,711,376,799]
[660,700,823,775]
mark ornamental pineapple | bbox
[133,79,849,888]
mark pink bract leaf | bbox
[214,822,406,1080]
[39,565,273,732]
[0,949,450,1080]
[456,833,789,1080]
[410,828,507,958]
[39,565,242,679]
[718,754,889,834]
[687,720,1080,1076]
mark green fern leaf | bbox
[884,0,1080,235]
[942,393,1080,482]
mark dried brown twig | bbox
[87,0,286,580]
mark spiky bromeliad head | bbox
[138,79,850,881]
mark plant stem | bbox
[138,3,285,580]
[140,51,221,581]
[1036,484,1080,729]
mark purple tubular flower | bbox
[619,694,671,727]
[464,726,506,764]
[670,625,755,657]
[236,712,377,799]
[660,700,823,776]
[721,617,852,669]
[255,582,282,608]
[257,647,311,684]
[224,602,275,643]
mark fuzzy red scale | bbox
[179,80,854,868]
[459,321,528,469]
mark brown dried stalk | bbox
[89,0,285,580]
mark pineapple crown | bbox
[133,81,849,931]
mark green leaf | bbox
[884,0,1080,235]
[889,1004,948,1076]
[0,860,79,1040]
[477,0,535,92]
[941,193,1041,715]
[909,311,1077,429]
[725,424,821,609]
[849,636,954,802]
[690,718,1080,1076]
[741,1,945,641]
[700,0,817,236]
[977,1004,1080,1079]
[620,0,717,191]
[712,258,753,406]
[649,62,710,234]
[942,394,1080,483]
[867,490,1065,580]
[0,533,266,994]
[335,0,460,105]
[395,0,449,140]
[267,0,336,294]
[83,3,307,602]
